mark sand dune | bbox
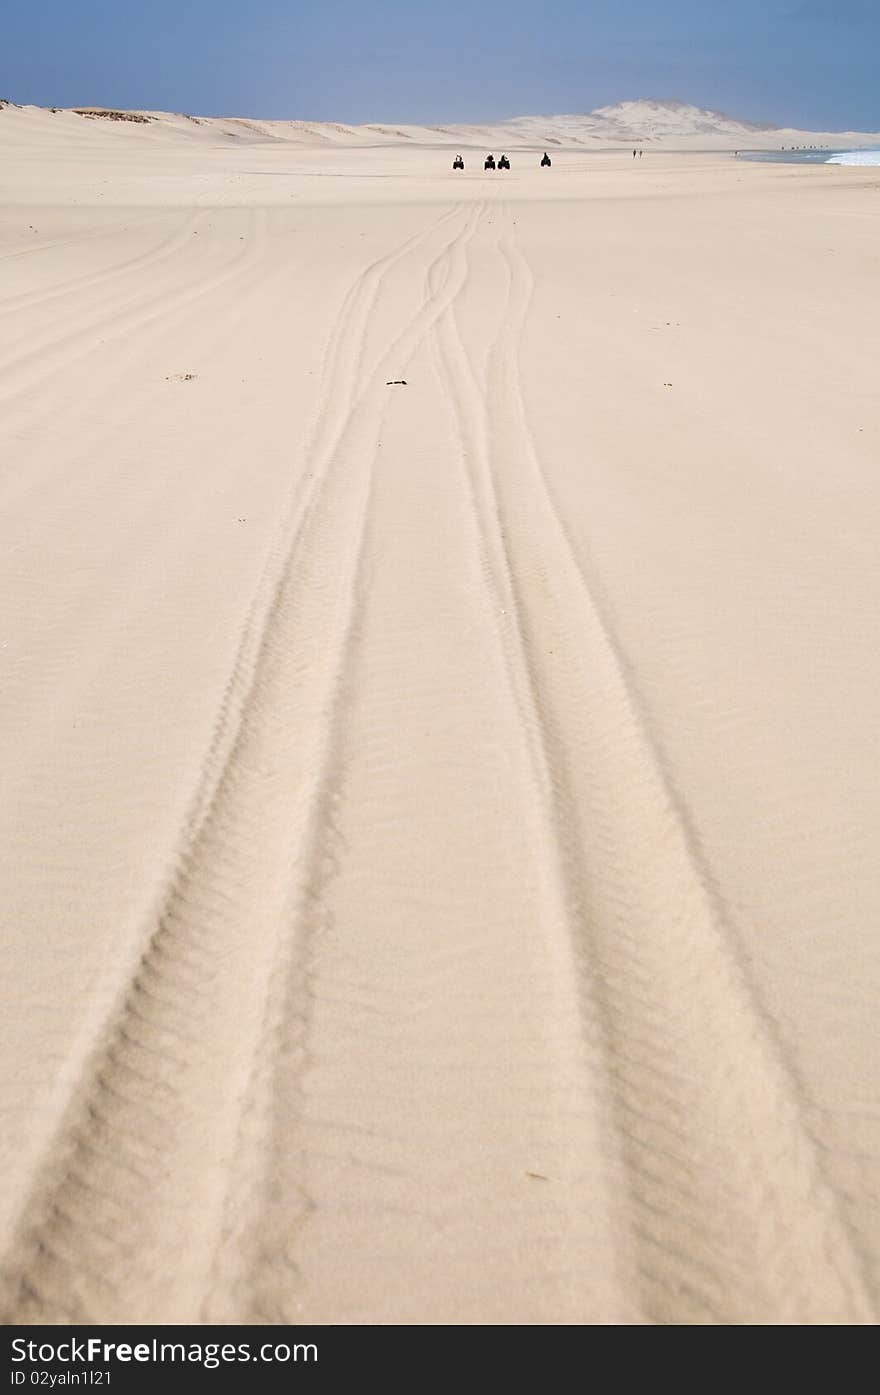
[4,94,880,152]
[1,105,880,1324]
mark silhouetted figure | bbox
[452,155,464,170]
[633,148,637,159]
[540,152,551,167]
[484,154,496,170]
[498,154,510,170]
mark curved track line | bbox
[0,204,482,1323]
[0,211,266,407]
[0,215,175,266]
[201,202,487,1322]
[427,218,642,1323]
[0,208,274,512]
[462,203,876,1322]
[0,210,207,317]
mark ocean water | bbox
[741,148,880,166]
[827,150,880,166]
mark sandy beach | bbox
[1,102,879,1324]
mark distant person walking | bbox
[633,148,637,159]
[540,152,551,167]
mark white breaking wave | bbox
[827,150,880,165]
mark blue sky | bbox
[3,1,878,130]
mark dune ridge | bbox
[3,95,880,151]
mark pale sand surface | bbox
[1,106,880,1324]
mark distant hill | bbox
[589,100,777,135]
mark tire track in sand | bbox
[220,196,642,1324]
[0,209,208,317]
[0,215,173,267]
[0,208,275,515]
[0,210,267,408]
[199,202,488,1323]
[438,202,875,1323]
[0,204,481,1323]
